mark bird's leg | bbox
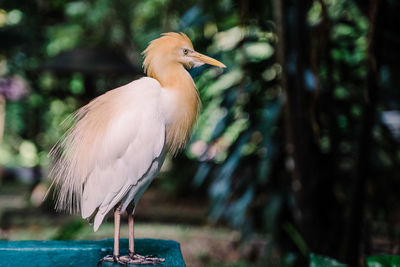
[114,204,122,257]
[120,205,165,265]
[98,203,126,266]
[128,207,135,256]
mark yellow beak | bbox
[192,52,226,68]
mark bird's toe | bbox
[98,255,127,266]
[122,253,165,265]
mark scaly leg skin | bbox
[119,207,165,265]
[98,204,127,266]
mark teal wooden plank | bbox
[0,239,185,267]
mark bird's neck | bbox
[151,64,200,155]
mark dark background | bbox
[0,0,399,266]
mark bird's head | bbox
[143,32,225,79]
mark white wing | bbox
[49,77,166,229]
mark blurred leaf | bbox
[65,1,88,17]
[18,140,38,167]
[243,42,274,62]
[308,1,322,26]
[225,186,254,228]
[284,223,310,256]
[192,162,212,187]
[69,73,84,95]
[214,26,245,51]
[309,254,348,267]
[179,5,202,29]
[203,69,243,98]
[46,24,83,56]
[366,255,400,267]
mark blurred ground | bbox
[0,181,264,267]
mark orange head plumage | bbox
[142,32,225,154]
[143,32,225,87]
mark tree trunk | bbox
[344,0,384,265]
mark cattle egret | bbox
[48,32,225,265]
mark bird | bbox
[48,32,225,265]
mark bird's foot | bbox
[119,252,165,265]
[98,255,127,266]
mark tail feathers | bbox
[93,209,109,232]
[81,206,104,232]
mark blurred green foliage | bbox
[0,0,399,266]
[310,254,348,267]
[366,255,400,267]
[51,218,85,241]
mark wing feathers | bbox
[48,77,165,220]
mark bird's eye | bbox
[183,49,189,55]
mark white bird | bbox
[48,32,225,265]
